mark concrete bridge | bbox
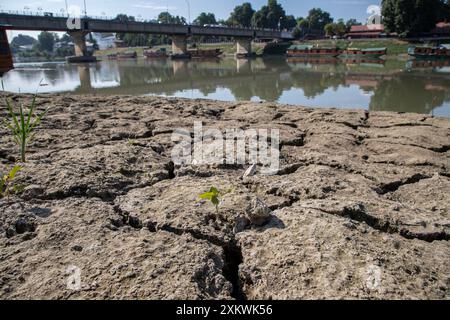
[0,12,293,58]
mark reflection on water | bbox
[2,57,450,117]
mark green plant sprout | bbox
[0,165,22,198]
[2,80,48,162]
[199,187,232,213]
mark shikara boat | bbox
[189,48,223,59]
[286,45,341,58]
[66,56,97,63]
[408,45,450,60]
[339,47,387,59]
[117,51,137,59]
[170,53,192,60]
[144,48,168,59]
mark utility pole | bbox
[83,0,87,16]
[65,0,68,13]
[185,0,190,25]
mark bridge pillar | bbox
[171,35,188,55]
[235,37,252,58]
[69,31,89,57]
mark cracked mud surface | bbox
[0,93,449,299]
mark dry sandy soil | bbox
[0,93,449,299]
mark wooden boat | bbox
[408,45,450,60]
[170,53,192,60]
[117,51,137,59]
[66,56,97,63]
[235,52,257,59]
[144,48,167,59]
[286,45,341,58]
[0,26,13,76]
[340,47,386,59]
[188,48,223,59]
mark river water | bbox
[2,56,450,117]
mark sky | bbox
[1,0,382,39]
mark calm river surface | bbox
[2,56,450,117]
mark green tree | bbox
[10,34,37,47]
[292,26,303,39]
[382,0,442,36]
[335,19,347,37]
[324,23,335,37]
[158,12,186,24]
[306,8,333,30]
[438,0,450,21]
[37,32,56,52]
[193,12,217,26]
[283,15,297,30]
[228,2,255,27]
[345,19,362,31]
[252,0,286,29]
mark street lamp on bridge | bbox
[185,0,190,25]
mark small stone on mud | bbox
[234,214,250,234]
[242,164,257,179]
[245,197,272,226]
[21,185,44,200]
[71,245,83,252]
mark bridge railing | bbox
[0,10,293,36]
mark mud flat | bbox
[0,94,449,299]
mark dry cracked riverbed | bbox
[0,94,449,299]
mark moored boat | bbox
[170,53,192,60]
[144,48,168,59]
[408,45,450,60]
[286,45,341,58]
[66,56,97,63]
[188,48,223,59]
[117,51,137,59]
[339,47,387,59]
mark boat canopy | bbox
[361,47,386,52]
[288,45,313,50]
[288,45,340,51]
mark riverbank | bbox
[0,94,449,299]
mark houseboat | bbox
[408,45,450,60]
[117,51,137,59]
[339,47,387,59]
[188,48,223,59]
[144,48,168,59]
[0,26,13,76]
[286,45,341,58]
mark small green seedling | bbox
[0,165,22,198]
[2,80,48,162]
[199,187,232,213]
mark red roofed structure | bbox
[430,22,450,36]
[346,24,385,39]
